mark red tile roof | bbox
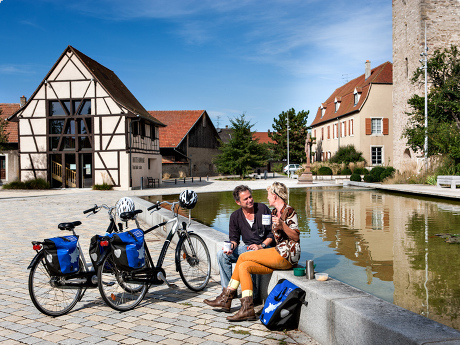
[0,103,20,143]
[148,110,205,148]
[253,131,275,144]
[310,61,392,127]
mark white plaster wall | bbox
[71,81,94,99]
[49,81,70,99]
[29,119,47,135]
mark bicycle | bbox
[96,190,211,311]
[27,200,133,316]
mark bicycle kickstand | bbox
[156,271,179,289]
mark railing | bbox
[51,161,76,187]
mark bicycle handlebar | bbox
[83,205,98,214]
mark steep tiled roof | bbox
[253,131,275,144]
[8,46,165,127]
[310,61,392,127]
[148,110,205,148]
[0,103,20,143]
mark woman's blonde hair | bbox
[267,181,288,203]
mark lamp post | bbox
[287,114,290,178]
[129,114,141,188]
[419,22,429,173]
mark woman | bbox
[204,181,300,322]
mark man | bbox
[204,185,273,307]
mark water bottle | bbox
[306,260,315,279]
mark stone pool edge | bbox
[133,196,460,345]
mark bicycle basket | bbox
[43,236,80,275]
[111,229,145,271]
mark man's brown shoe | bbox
[203,287,236,312]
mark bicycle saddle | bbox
[58,221,82,231]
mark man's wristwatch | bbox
[261,243,267,248]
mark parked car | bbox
[283,164,301,174]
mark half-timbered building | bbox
[8,46,165,189]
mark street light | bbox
[419,22,429,173]
[287,114,290,178]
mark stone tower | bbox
[392,0,460,170]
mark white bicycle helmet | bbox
[116,197,135,217]
[179,190,198,209]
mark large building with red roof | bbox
[310,61,393,166]
[148,110,220,177]
[0,101,21,183]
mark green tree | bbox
[214,114,268,178]
[403,45,460,165]
[268,108,310,163]
[0,109,9,151]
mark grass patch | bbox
[231,329,251,335]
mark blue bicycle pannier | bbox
[43,236,80,275]
[111,229,145,271]
[260,278,306,331]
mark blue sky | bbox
[0,0,392,131]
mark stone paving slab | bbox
[0,184,320,345]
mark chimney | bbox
[225,125,228,129]
[268,129,270,134]
[20,95,27,107]
[365,60,371,79]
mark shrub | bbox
[363,174,375,182]
[330,145,365,164]
[350,173,362,182]
[380,167,395,181]
[369,167,386,181]
[341,168,352,175]
[92,183,113,190]
[353,167,369,175]
[2,178,50,190]
[272,163,284,173]
[317,166,333,175]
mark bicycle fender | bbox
[27,251,44,270]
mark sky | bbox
[0,0,392,131]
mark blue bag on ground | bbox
[260,278,306,331]
[43,235,80,275]
[111,229,145,271]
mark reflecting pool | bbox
[144,186,460,330]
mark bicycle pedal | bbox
[103,281,116,287]
[168,283,179,289]
[157,271,178,289]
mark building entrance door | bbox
[80,153,92,188]
[0,156,5,180]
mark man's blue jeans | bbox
[217,245,260,300]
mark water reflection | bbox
[143,187,460,330]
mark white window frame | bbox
[371,146,383,166]
[371,118,383,135]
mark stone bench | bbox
[437,175,460,189]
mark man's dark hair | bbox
[233,185,252,202]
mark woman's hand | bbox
[272,215,281,229]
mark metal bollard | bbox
[140,176,143,190]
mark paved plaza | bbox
[0,176,320,345]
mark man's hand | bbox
[246,244,260,251]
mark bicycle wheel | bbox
[97,253,148,311]
[28,254,82,316]
[176,233,211,291]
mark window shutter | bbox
[327,126,330,139]
[383,118,389,135]
[365,118,371,135]
[343,122,346,137]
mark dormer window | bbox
[334,97,341,113]
[321,104,326,118]
[353,88,361,106]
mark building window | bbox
[321,106,326,118]
[342,121,346,137]
[335,101,340,112]
[371,146,383,165]
[371,118,382,134]
[321,127,324,140]
[350,119,354,135]
[327,126,330,139]
[139,121,146,137]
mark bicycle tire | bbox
[97,253,148,311]
[28,254,82,316]
[176,233,211,291]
